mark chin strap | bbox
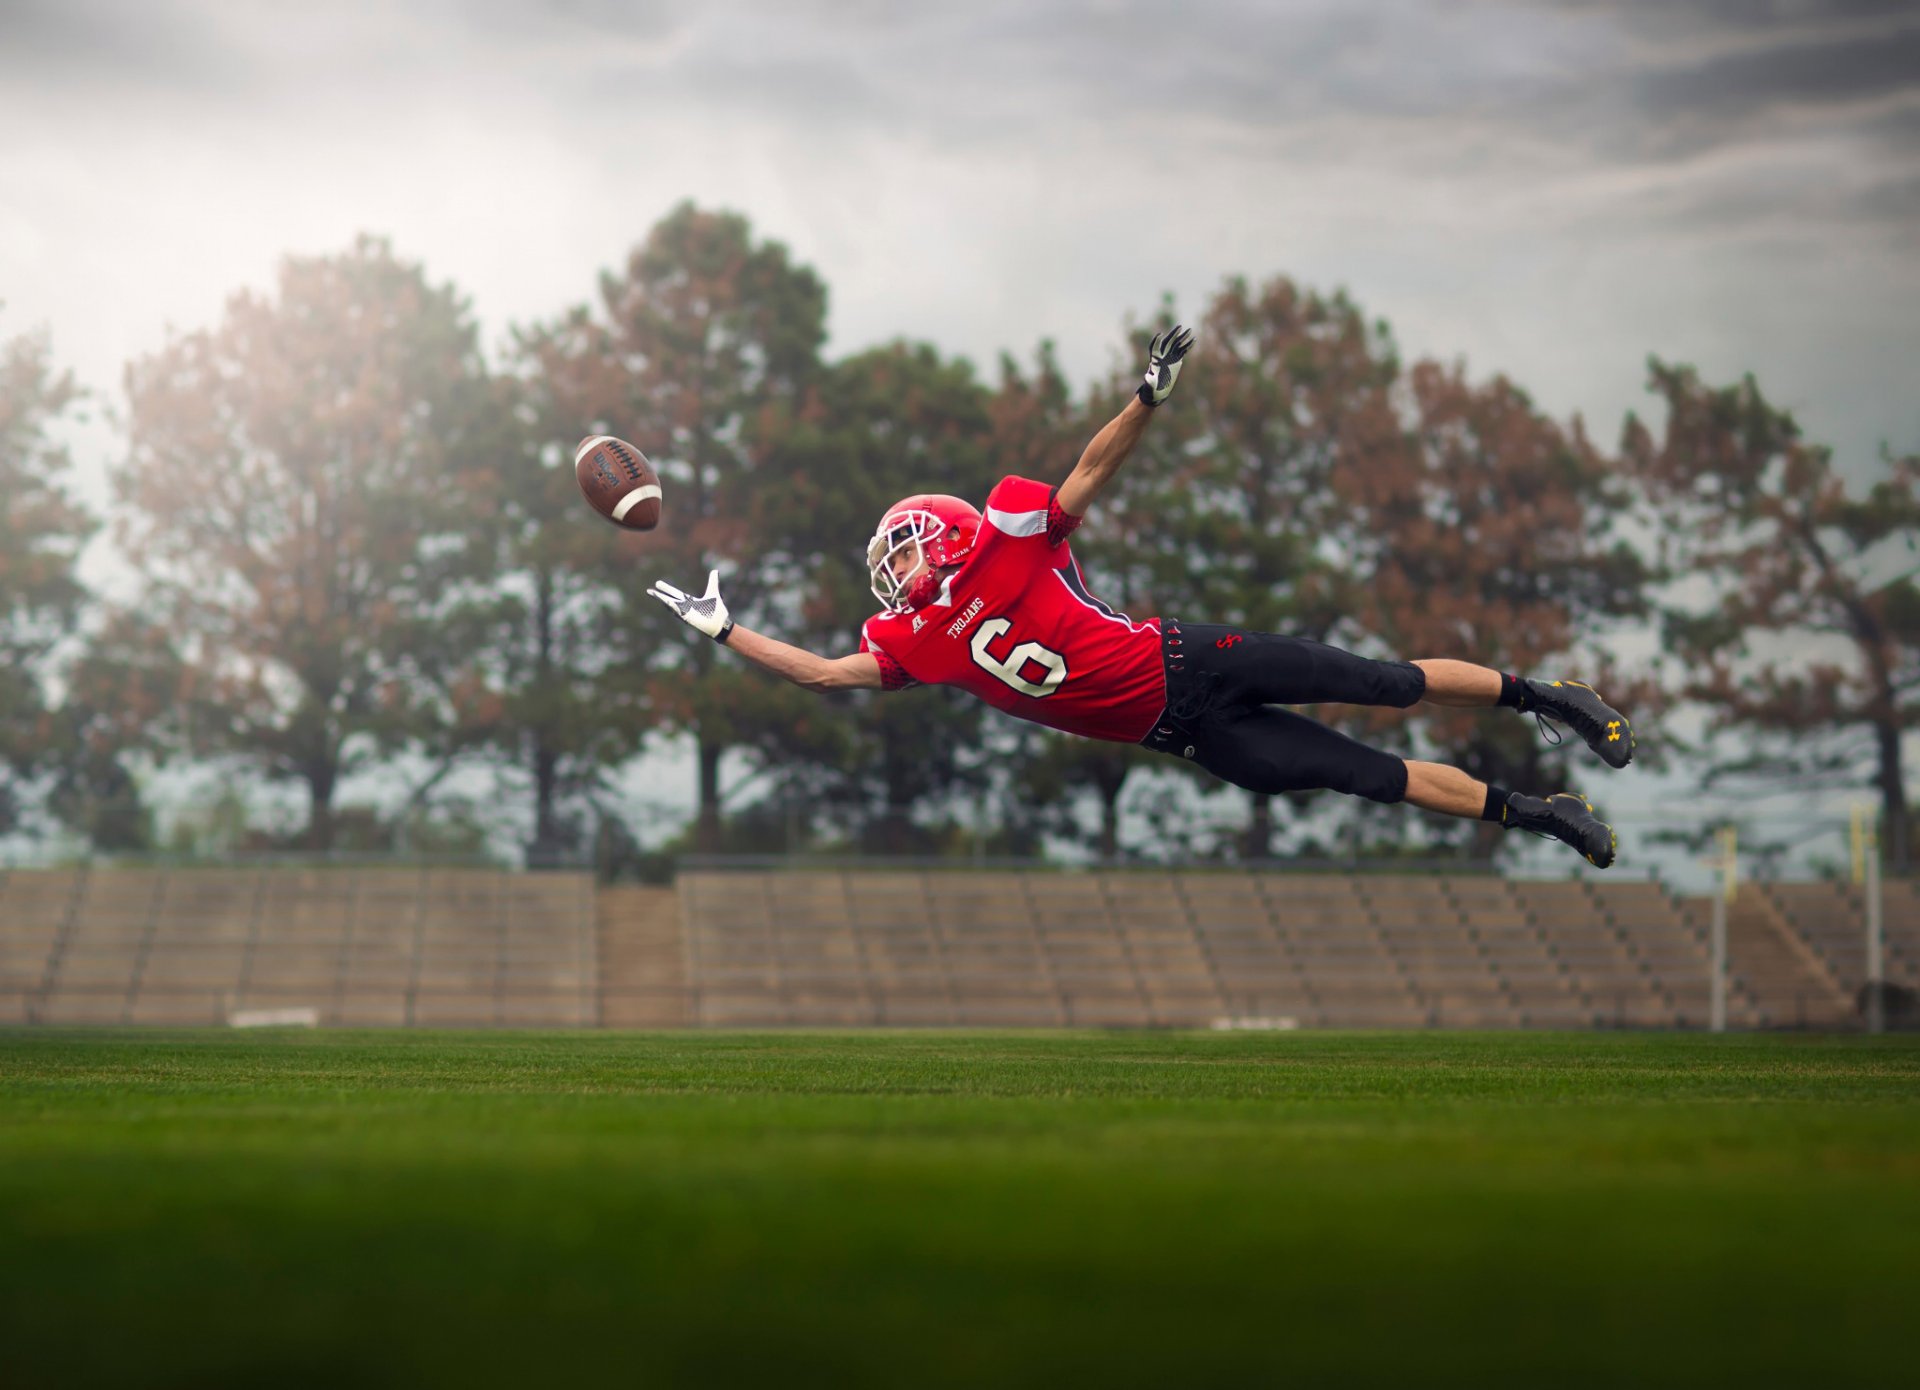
[904,567,949,611]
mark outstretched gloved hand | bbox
[646,569,734,643]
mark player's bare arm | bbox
[730,628,884,691]
[1055,397,1153,517]
[1056,325,1195,517]
[646,569,884,692]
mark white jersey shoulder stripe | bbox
[984,505,1048,538]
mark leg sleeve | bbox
[1190,705,1410,804]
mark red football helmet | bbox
[866,493,982,612]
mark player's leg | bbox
[1409,659,1499,706]
[1165,623,1636,769]
[1401,759,1488,813]
[1404,761,1617,868]
[1185,704,1411,803]
[1413,659,1636,769]
[1177,704,1616,867]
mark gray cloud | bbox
[9,1,1912,180]
[0,0,1913,488]
[1859,173,1920,234]
[1630,21,1920,144]
[1536,0,1920,42]
[0,0,246,88]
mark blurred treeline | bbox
[4,203,1917,870]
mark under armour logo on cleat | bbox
[1607,720,1621,742]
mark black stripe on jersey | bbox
[1055,555,1131,624]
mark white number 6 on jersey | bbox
[969,618,1067,697]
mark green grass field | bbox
[2,1030,1917,1388]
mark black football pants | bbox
[1139,621,1426,803]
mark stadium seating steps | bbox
[0,865,1879,1030]
[0,866,596,1028]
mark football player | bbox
[649,326,1633,866]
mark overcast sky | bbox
[4,0,1916,507]
[4,0,1913,860]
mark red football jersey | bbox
[860,476,1166,743]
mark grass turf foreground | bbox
[1,1031,1916,1389]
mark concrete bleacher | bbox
[1443,877,1588,1027]
[1600,881,1751,1029]
[0,866,596,1027]
[1763,879,1918,1002]
[4,863,1891,1031]
[1173,873,1309,1023]
[0,868,86,1024]
[1882,879,1920,988]
[597,884,689,1028]
[1364,877,1508,1027]
[1717,888,1850,1029]
[1765,881,1870,994]
[670,868,1770,1030]
[667,868,1867,1031]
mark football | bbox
[575,434,662,530]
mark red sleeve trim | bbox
[1046,489,1082,547]
[871,649,919,691]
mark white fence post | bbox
[1708,826,1735,1035]
[1854,802,1885,1036]
[1866,813,1884,1036]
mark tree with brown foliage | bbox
[1622,360,1920,866]
[1342,360,1655,857]
[121,238,497,850]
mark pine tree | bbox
[523,204,827,853]
[0,315,93,836]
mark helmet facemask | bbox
[867,510,942,613]
[866,495,982,613]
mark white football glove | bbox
[1137,324,1196,408]
[646,569,734,643]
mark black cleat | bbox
[1505,792,1618,868]
[1523,679,1635,769]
